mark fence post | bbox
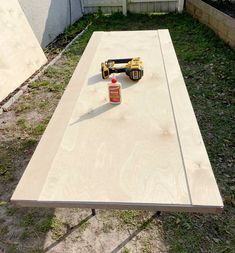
[122,0,127,15]
[178,0,184,13]
[80,0,84,14]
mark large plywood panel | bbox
[0,0,47,102]
[11,31,223,213]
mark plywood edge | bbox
[11,199,223,214]
[11,31,103,202]
[0,0,47,102]
[158,29,223,208]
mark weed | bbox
[51,216,64,240]
[102,222,113,233]
[0,160,8,176]
[78,220,90,234]
[0,153,15,183]
[20,213,63,241]
[38,99,50,110]
[21,213,35,226]
[6,206,17,216]
[118,210,139,226]
[32,118,50,136]
[122,247,132,253]
[4,172,15,182]
[37,213,54,233]
[19,139,37,151]
[0,224,9,237]
[44,66,58,78]
[140,236,153,253]
[16,118,29,129]
[46,82,66,92]
[75,221,91,239]
[27,249,44,253]
[20,229,30,240]
[5,245,17,253]
[32,124,46,135]
[30,80,51,89]
[15,103,30,113]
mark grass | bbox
[102,222,114,233]
[77,220,90,237]
[19,139,37,151]
[122,247,132,253]
[117,210,140,226]
[32,118,50,136]
[15,116,50,136]
[140,236,154,253]
[50,216,64,240]
[38,99,50,109]
[6,206,17,216]
[16,118,29,129]
[0,151,15,183]
[15,103,30,113]
[37,214,55,233]
[0,11,234,253]
[21,213,36,227]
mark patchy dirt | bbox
[42,209,167,253]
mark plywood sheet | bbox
[11,30,223,213]
[0,0,47,102]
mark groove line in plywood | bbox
[158,30,223,207]
[157,30,193,205]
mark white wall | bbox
[19,0,83,48]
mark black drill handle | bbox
[109,68,126,74]
[107,58,133,64]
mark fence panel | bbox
[83,0,124,14]
[82,0,183,15]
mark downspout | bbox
[79,0,85,14]
[69,0,72,25]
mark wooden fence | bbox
[81,0,184,15]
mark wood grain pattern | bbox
[158,30,223,208]
[10,32,103,202]
[0,0,47,102]
[11,30,223,213]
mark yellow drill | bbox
[101,57,144,81]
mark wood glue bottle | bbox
[108,75,122,104]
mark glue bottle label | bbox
[108,76,121,104]
[109,86,121,103]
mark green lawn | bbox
[0,12,234,253]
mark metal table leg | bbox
[91,208,96,216]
